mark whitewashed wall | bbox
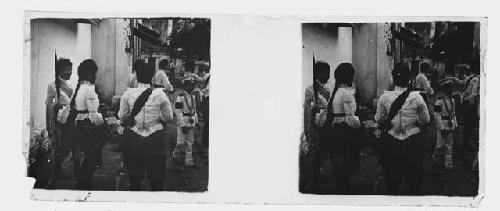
[301,24,352,93]
[29,19,91,130]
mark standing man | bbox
[375,64,430,195]
[152,59,174,91]
[462,61,480,152]
[118,60,173,191]
[414,62,434,96]
[301,61,331,189]
[433,79,458,170]
[152,59,175,101]
[172,75,199,167]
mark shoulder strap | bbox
[123,88,154,127]
[382,90,411,130]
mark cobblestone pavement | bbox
[45,119,208,192]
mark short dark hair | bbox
[419,62,431,74]
[392,63,411,87]
[313,61,330,79]
[55,58,72,100]
[134,59,154,84]
[334,63,355,86]
[77,59,98,81]
[56,58,72,74]
[159,59,169,70]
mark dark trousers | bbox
[73,120,103,190]
[54,124,74,176]
[331,123,361,194]
[312,123,361,193]
[380,134,423,195]
[123,130,166,191]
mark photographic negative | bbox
[26,16,210,192]
[300,21,482,196]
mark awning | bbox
[393,27,424,48]
[132,23,164,46]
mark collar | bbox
[338,84,350,89]
[138,83,151,89]
[81,80,94,86]
[394,86,408,92]
[314,80,330,89]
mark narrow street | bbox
[45,119,208,192]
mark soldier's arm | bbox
[118,91,130,122]
[416,93,430,125]
[424,78,434,95]
[159,90,173,121]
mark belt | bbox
[131,123,164,137]
[75,110,90,120]
[183,113,195,116]
[332,113,346,123]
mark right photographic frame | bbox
[300,21,483,196]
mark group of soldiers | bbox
[301,59,480,195]
[33,56,210,191]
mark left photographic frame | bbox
[25,16,211,193]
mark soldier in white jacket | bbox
[172,75,199,167]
